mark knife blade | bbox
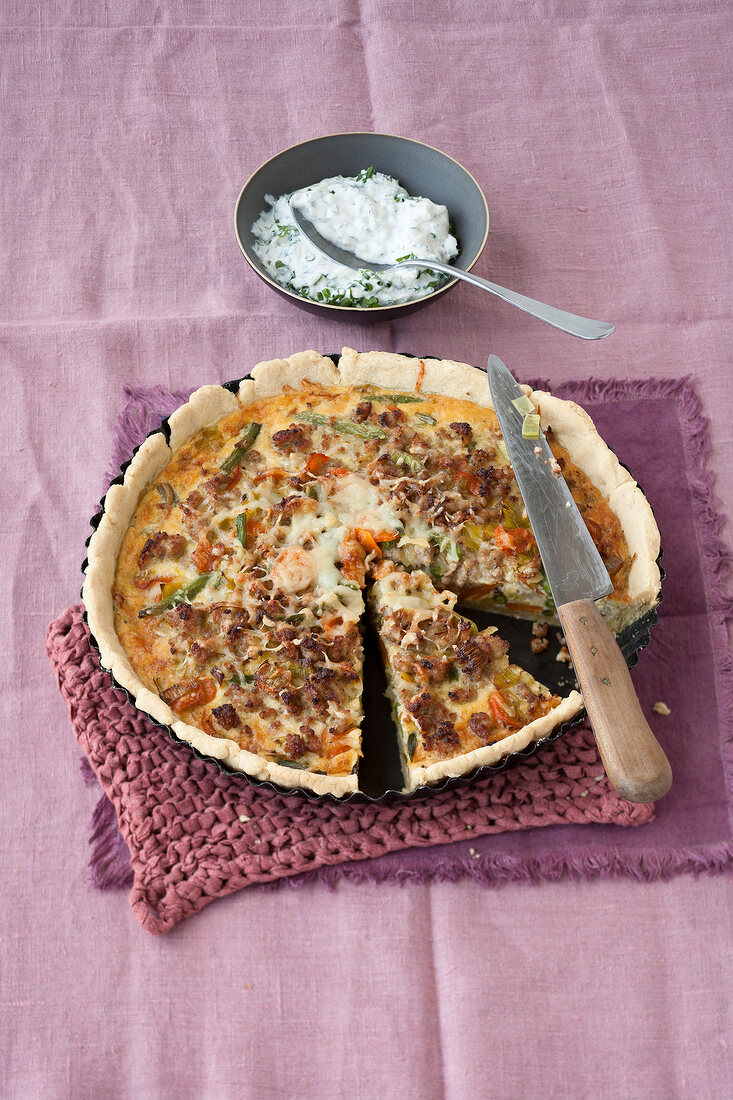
[487,355,672,803]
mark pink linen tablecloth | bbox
[3,2,733,1097]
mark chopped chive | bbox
[416,412,436,425]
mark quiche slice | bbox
[369,563,582,791]
[83,348,661,797]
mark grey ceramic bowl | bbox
[234,132,489,319]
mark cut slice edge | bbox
[368,563,584,793]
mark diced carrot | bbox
[305,452,330,475]
[489,691,521,728]
[326,740,353,759]
[373,530,400,543]
[170,678,217,714]
[200,710,217,736]
[354,528,382,557]
[494,525,536,555]
[134,575,173,590]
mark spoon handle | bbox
[400,260,615,341]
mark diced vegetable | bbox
[407,732,417,760]
[220,422,262,474]
[416,412,436,425]
[494,525,536,555]
[463,523,484,550]
[489,691,520,727]
[494,665,522,688]
[305,452,330,475]
[512,394,535,415]
[430,531,462,563]
[236,512,247,548]
[393,450,422,473]
[156,482,178,505]
[138,572,213,617]
[521,414,541,439]
[540,571,556,615]
[297,411,386,440]
[502,503,523,529]
[230,670,255,685]
[370,393,424,404]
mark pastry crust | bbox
[83,348,660,797]
[405,691,584,791]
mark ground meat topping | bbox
[137,531,186,569]
[212,703,240,729]
[454,632,509,674]
[271,425,313,453]
[467,711,498,745]
[449,421,472,444]
[377,405,406,428]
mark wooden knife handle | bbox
[557,599,672,803]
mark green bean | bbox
[138,572,213,618]
[370,393,424,404]
[297,411,386,440]
[220,422,261,474]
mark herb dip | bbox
[250,167,459,308]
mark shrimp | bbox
[338,531,368,587]
[269,547,316,593]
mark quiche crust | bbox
[83,348,661,797]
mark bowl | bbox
[234,132,489,319]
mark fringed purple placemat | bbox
[50,373,733,931]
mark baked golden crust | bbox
[82,348,661,796]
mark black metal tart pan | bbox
[82,354,662,804]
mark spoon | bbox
[289,199,615,341]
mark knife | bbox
[487,355,672,803]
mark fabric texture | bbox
[48,370,733,931]
[5,2,733,1096]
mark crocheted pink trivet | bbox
[48,605,654,934]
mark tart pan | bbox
[82,355,662,804]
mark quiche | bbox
[82,348,661,797]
